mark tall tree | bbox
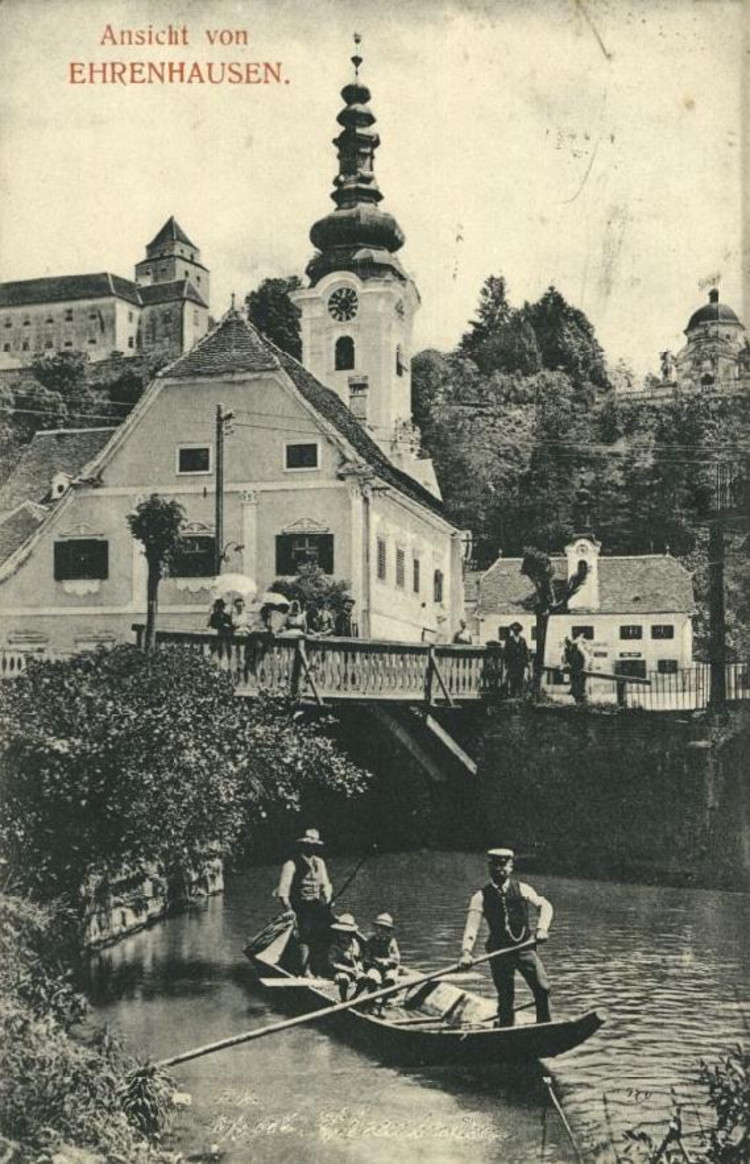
[523,286,609,390]
[245,275,303,359]
[521,546,588,696]
[126,494,186,650]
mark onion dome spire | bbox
[307,36,407,286]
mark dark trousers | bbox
[506,665,526,698]
[296,901,332,975]
[490,949,551,1027]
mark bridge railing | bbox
[131,627,750,710]
[133,626,502,704]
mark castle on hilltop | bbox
[0,217,210,367]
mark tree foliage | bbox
[271,561,352,613]
[245,275,303,359]
[0,646,370,903]
[126,494,186,648]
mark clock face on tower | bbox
[328,287,359,321]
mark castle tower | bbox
[135,216,210,303]
[291,41,439,492]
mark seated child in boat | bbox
[364,912,401,991]
[326,913,378,1001]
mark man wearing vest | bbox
[276,828,333,975]
[458,847,553,1028]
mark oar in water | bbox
[155,937,537,1069]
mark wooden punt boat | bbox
[243,918,604,1068]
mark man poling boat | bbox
[459,846,553,1028]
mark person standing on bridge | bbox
[504,622,529,697]
[276,828,333,976]
[458,847,553,1028]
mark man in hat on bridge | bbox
[458,847,553,1028]
[504,622,530,697]
[276,828,333,975]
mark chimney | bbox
[348,375,369,423]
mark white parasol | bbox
[211,574,258,604]
[258,591,292,610]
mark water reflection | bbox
[87,853,748,1164]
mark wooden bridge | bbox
[132,628,499,707]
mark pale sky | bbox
[0,0,745,377]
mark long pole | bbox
[214,403,225,577]
[157,938,536,1069]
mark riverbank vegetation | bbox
[0,893,179,1161]
[0,645,370,903]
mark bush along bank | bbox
[0,645,371,947]
[0,893,179,1162]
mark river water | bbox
[87,852,749,1163]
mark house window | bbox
[2,343,9,352]
[620,625,643,640]
[497,625,510,641]
[45,316,54,324]
[87,338,97,345]
[172,534,216,578]
[651,624,675,639]
[64,340,73,347]
[177,445,211,474]
[54,539,109,581]
[335,336,355,371]
[396,548,405,588]
[89,312,97,320]
[413,557,420,594]
[128,337,134,349]
[64,309,73,321]
[128,311,134,322]
[285,442,319,471]
[3,319,10,328]
[614,659,647,679]
[571,625,594,640]
[276,533,334,575]
[377,538,387,581]
[45,340,53,349]
[21,341,29,351]
[657,659,679,674]
[434,569,444,604]
[22,319,30,327]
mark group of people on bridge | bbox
[275,828,554,1027]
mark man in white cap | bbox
[459,847,553,1027]
[276,828,332,975]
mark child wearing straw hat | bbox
[364,912,401,991]
[326,913,376,1001]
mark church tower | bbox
[292,41,439,496]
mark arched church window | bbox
[335,335,355,371]
[396,345,406,377]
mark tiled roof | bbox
[0,273,141,308]
[159,309,280,378]
[159,310,449,521]
[146,216,196,252]
[0,428,116,513]
[0,503,46,564]
[477,555,694,616]
[139,280,207,308]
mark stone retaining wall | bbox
[79,853,224,949]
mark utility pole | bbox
[708,517,726,709]
[214,403,234,576]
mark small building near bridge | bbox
[469,530,695,685]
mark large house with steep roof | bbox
[0,310,465,653]
[0,218,210,366]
